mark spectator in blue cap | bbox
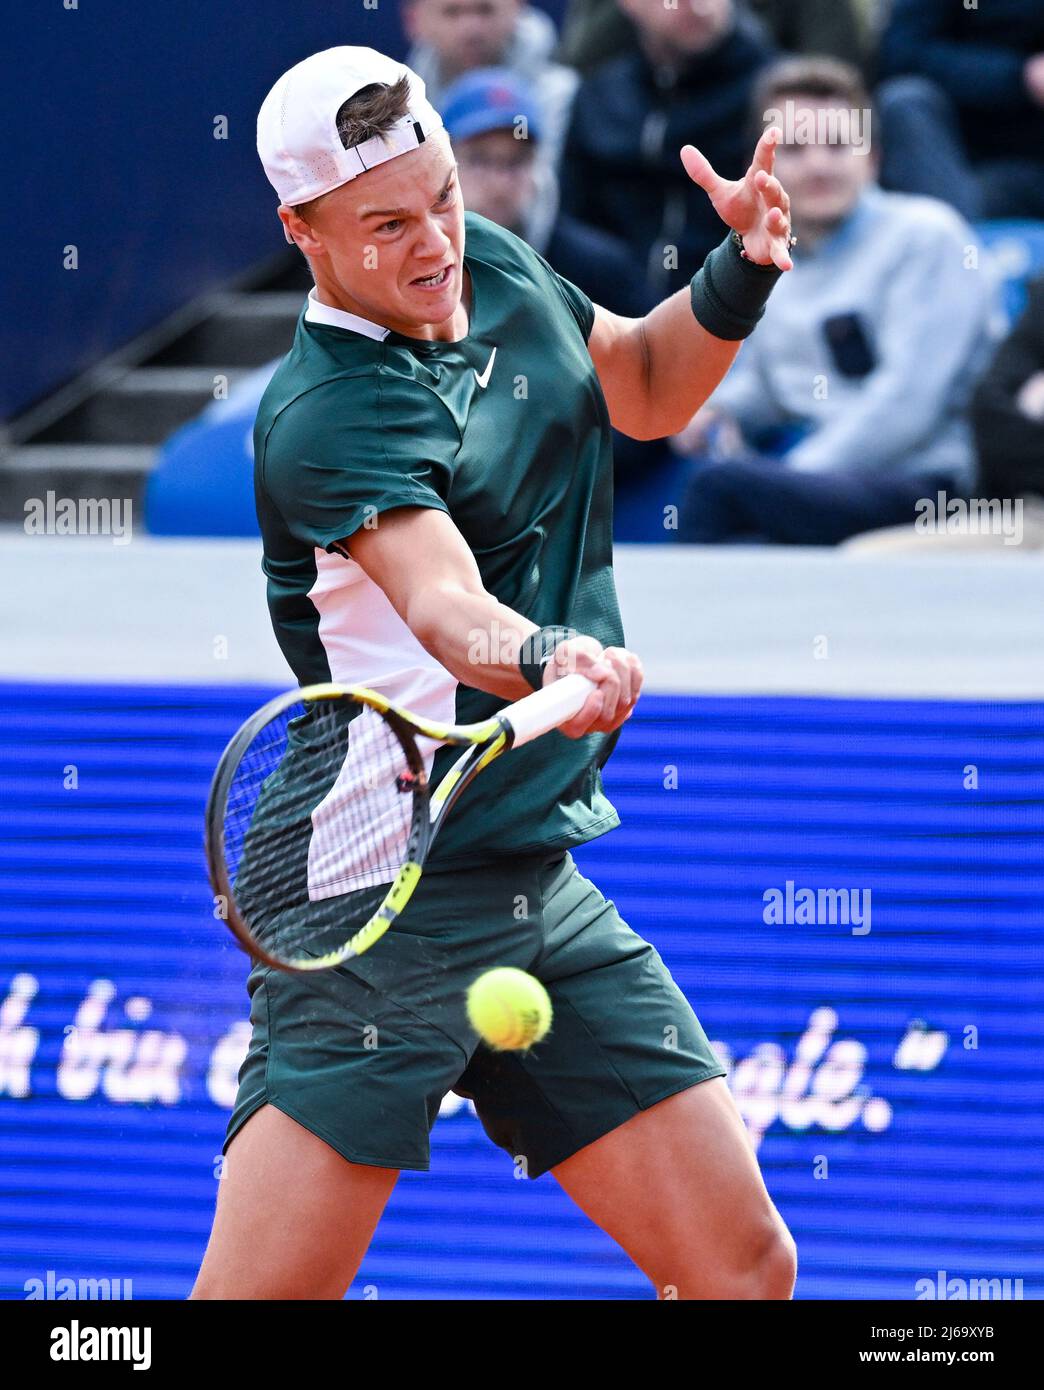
[441,67,650,318]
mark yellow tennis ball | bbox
[466,968,552,1051]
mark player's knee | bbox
[661,1218,797,1301]
[738,1220,797,1301]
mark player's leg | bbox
[197,858,553,1300]
[551,1078,796,1300]
[191,1104,397,1299]
[461,853,796,1299]
[195,888,477,1300]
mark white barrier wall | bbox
[4,533,1044,697]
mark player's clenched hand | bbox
[543,635,644,737]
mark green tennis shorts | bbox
[225,851,727,1178]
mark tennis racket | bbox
[205,673,595,973]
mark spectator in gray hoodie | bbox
[675,58,996,545]
[403,0,578,169]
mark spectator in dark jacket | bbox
[557,0,872,75]
[442,68,649,318]
[877,0,1044,220]
[972,277,1044,502]
[561,0,775,300]
[443,66,662,489]
[555,0,634,75]
[748,0,871,72]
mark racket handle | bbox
[502,674,597,747]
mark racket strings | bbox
[222,698,417,960]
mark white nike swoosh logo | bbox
[474,346,497,389]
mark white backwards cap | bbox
[257,47,444,240]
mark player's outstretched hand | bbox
[544,635,644,737]
[681,126,794,272]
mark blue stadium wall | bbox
[6,0,566,420]
[1,680,1041,1300]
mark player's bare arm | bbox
[588,127,794,441]
[347,507,643,737]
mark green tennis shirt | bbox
[254,211,624,869]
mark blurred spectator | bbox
[555,0,634,75]
[561,0,775,299]
[404,0,578,167]
[675,58,996,546]
[748,0,871,71]
[442,67,661,487]
[877,0,1044,221]
[557,0,873,76]
[443,68,649,316]
[972,276,1044,503]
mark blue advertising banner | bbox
[1,683,1041,1299]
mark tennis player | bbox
[193,45,796,1300]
